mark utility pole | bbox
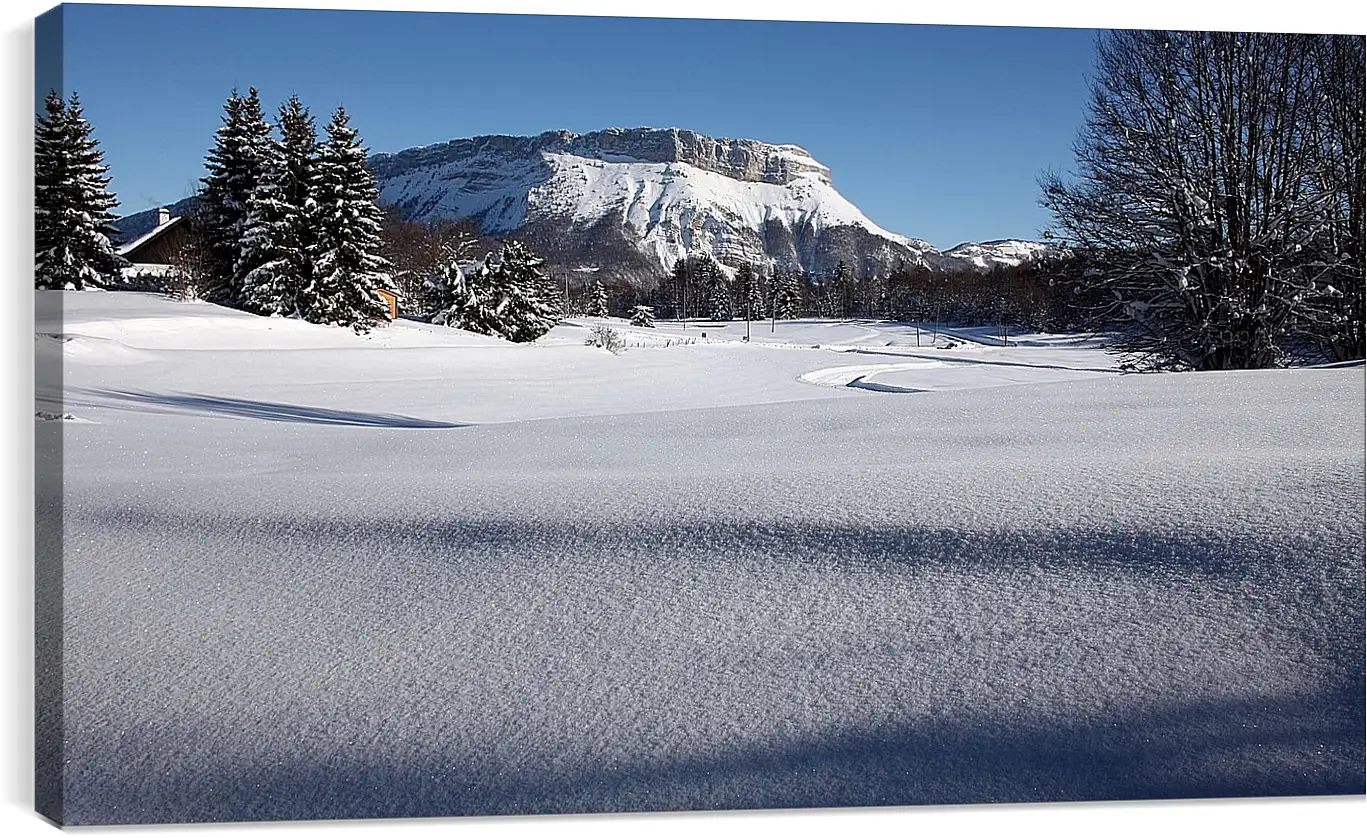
[681,259,688,333]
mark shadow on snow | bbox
[69,387,466,428]
[62,685,1365,824]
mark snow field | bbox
[40,292,1365,823]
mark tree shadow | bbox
[69,387,466,429]
[54,506,1364,824]
[59,685,1365,824]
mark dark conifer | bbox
[34,91,124,290]
[238,96,318,317]
[309,106,396,331]
[588,278,609,317]
[199,88,272,304]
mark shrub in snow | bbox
[586,324,624,353]
[630,305,655,328]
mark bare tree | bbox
[1300,34,1365,362]
[380,208,480,316]
[1042,30,1365,370]
[166,204,214,300]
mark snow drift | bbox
[37,292,1365,824]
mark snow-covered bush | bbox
[586,323,624,354]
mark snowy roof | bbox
[115,215,185,257]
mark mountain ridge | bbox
[115,127,1063,284]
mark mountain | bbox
[943,239,1064,272]
[115,127,1062,285]
[367,127,953,285]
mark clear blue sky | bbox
[55,3,1099,250]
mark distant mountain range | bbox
[116,127,1063,285]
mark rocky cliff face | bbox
[367,127,948,286]
[116,128,1060,287]
[369,127,833,190]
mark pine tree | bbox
[629,305,655,327]
[736,263,765,322]
[199,88,272,304]
[308,106,396,331]
[238,96,318,317]
[770,269,801,320]
[670,257,694,321]
[430,258,498,332]
[587,278,609,317]
[831,261,853,318]
[533,265,565,326]
[433,242,559,343]
[698,258,732,320]
[495,240,560,343]
[34,91,124,290]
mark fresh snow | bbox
[39,291,1365,824]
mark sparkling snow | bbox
[39,291,1365,824]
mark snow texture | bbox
[39,291,1365,824]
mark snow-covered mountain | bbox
[367,127,953,284]
[115,127,1063,284]
[943,239,1065,272]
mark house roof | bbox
[116,215,185,258]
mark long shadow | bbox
[58,685,1365,824]
[70,387,466,428]
[80,504,1365,585]
[54,503,1365,823]
[73,506,1367,685]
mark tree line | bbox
[38,30,1362,366]
[36,86,561,343]
[566,252,1086,336]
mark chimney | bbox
[157,206,171,226]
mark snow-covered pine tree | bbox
[429,257,498,332]
[199,88,273,305]
[238,96,318,317]
[770,269,801,320]
[670,257,693,321]
[495,240,560,343]
[735,263,766,321]
[34,91,125,290]
[308,106,396,331]
[587,278,609,317]
[431,242,558,342]
[699,258,732,320]
[629,305,655,328]
[831,260,853,318]
[416,230,472,317]
[534,265,566,326]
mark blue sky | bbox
[54,3,1100,249]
